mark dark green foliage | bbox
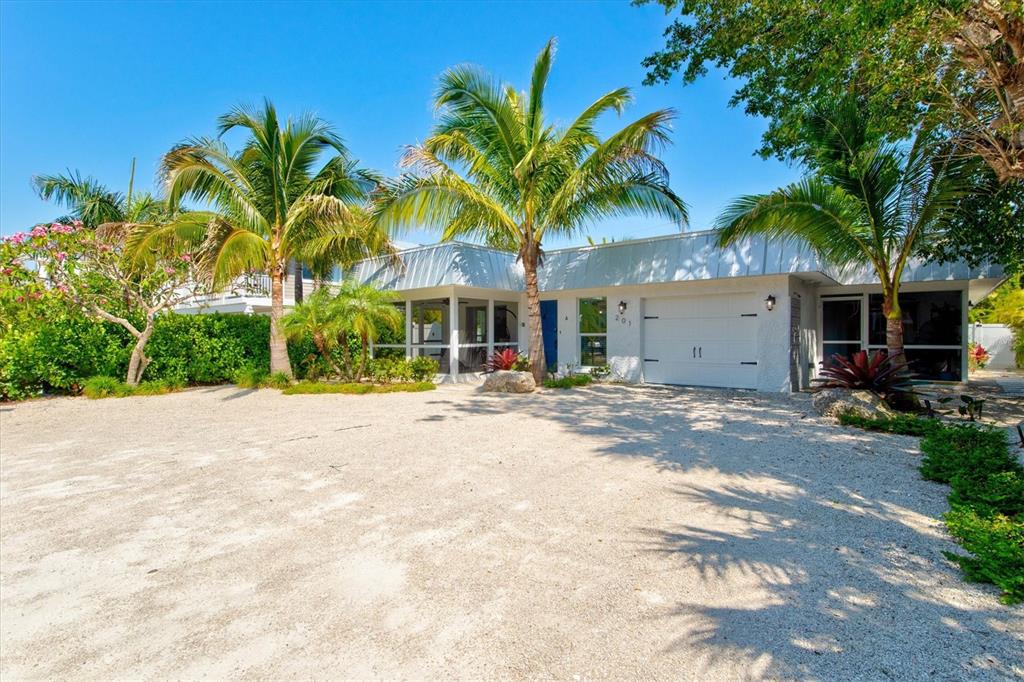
[841,414,1023,602]
[0,312,331,400]
[919,426,1014,485]
[918,424,1023,603]
[543,374,593,389]
[144,313,271,385]
[0,308,130,399]
[949,471,1024,519]
[837,412,941,437]
[943,507,1024,605]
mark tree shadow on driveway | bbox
[447,384,1024,679]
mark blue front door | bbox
[540,300,558,370]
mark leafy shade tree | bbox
[279,288,345,377]
[917,170,1024,278]
[716,100,981,362]
[639,0,1024,183]
[375,39,687,380]
[1,222,207,385]
[332,280,403,382]
[33,159,167,229]
[161,100,391,377]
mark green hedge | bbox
[843,415,1023,603]
[0,312,324,400]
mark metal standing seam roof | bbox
[347,231,1004,293]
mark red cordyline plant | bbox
[815,349,914,398]
[484,348,523,372]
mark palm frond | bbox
[32,171,125,227]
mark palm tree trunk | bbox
[356,333,369,382]
[269,263,293,377]
[523,244,545,383]
[312,332,342,377]
[882,290,906,362]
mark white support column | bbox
[486,298,495,360]
[449,290,459,380]
[405,299,413,360]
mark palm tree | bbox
[161,100,392,377]
[279,288,345,378]
[374,39,687,381]
[34,158,167,228]
[332,280,403,382]
[716,99,980,362]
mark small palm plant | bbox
[279,289,345,378]
[331,280,404,381]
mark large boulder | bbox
[482,370,536,393]
[812,388,896,420]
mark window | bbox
[868,292,961,346]
[578,297,607,366]
[867,291,962,381]
[494,301,519,345]
[821,298,862,365]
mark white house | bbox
[184,231,1006,391]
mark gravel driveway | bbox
[1,384,1021,680]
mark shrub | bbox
[512,355,530,372]
[82,376,128,399]
[265,372,292,389]
[919,425,1014,484]
[233,365,269,389]
[0,311,336,400]
[949,471,1024,518]
[815,349,913,399]
[943,507,1024,604]
[543,374,593,389]
[484,348,522,372]
[82,376,182,399]
[281,381,436,395]
[837,412,942,437]
[368,357,415,383]
[409,356,439,381]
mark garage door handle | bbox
[699,346,702,358]
[740,361,757,365]
[644,358,659,363]
[692,346,696,358]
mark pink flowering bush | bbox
[2,221,209,386]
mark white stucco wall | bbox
[542,274,797,392]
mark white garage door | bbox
[642,293,760,389]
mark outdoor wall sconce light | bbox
[764,295,776,311]
[618,300,628,315]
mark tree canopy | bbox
[639,0,1024,183]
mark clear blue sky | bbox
[0,0,801,247]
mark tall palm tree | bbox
[716,99,980,362]
[374,39,687,381]
[279,288,345,378]
[331,280,403,382]
[161,100,392,377]
[34,158,167,228]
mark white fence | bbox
[969,323,1018,370]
